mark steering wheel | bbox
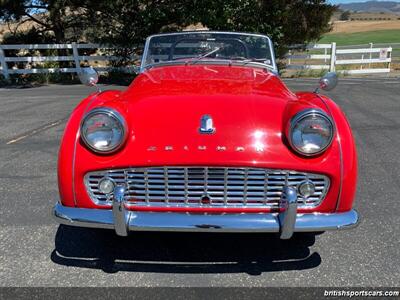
[169,38,249,61]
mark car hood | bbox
[126,65,295,99]
[117,65,300,163]
[83,65,338,169]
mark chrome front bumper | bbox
[53,187,359,239]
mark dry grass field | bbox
[349,12,400,20]
[330,20,400,34]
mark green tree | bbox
[0,0,87,42]
[1,0,336,58]
[186,0,336,57]
[339,10,351,21]
[78,0,335,58]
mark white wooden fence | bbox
[0,43,137,80]
[0,42,394,80]
[286,42,392,74]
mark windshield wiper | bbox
[234,59,275,70]
[187,47,223,65]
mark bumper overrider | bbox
[53,186,359,239]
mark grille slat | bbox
[144,169,149,204]
[85,167,330,209]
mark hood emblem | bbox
[199,114,215,134]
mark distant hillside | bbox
[339,1,400,14]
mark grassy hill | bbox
[339,1,400,14]
[319,29,400,45]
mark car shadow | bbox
[51,225,322,275]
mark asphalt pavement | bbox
[0,78,399,287]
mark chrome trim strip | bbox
[144,60,275,72]
[71,130,80,207]
[72,93,98,206]
[140,35,151,72]
[336,134,344,211]
[53,203,359,234]
[314,94,344,211]
[269,38,278,72]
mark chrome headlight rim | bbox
[80,107,128,154]
[288,108,334,157]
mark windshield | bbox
[141,31,276,72]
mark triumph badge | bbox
[199,114,215,134]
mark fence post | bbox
[361,54,364,70]
[72,42,81,74]
[329,42,336,72]
[0,46,10,81]
[369,42,373,68]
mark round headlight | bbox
[81,108,127,153]
[289,109,334,156]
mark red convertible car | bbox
[54,31,358,239]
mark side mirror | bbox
[319,72,338,91]
[78,67,99,87]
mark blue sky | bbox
[329,0,400,3]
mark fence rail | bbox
[0,43,138,80]
[286,42,392,74]
[0,42,395,80]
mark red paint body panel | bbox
[318,95,358,212]
[58,65,357,214]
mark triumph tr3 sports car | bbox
[54,31,359,239]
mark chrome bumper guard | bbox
[53,186,359,239]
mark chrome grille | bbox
[85,167,329,209]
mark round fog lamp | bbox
[99,178,115,194]
[298,181,315,198]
